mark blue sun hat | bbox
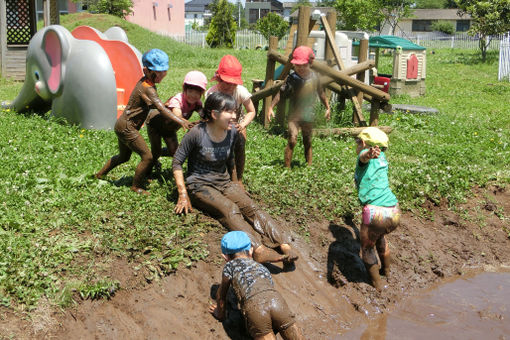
[221,231,252,255]
[142,49,169,71]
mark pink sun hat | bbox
[291,46,315,65]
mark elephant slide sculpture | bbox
[5,25,143,130]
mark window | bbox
[249,8,258,24]
[456,20,470,32]
[412,20,433,32]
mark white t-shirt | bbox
[206,84,252,121]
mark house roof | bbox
[353,35,426,50]
[185,0,213,12]
[405,8,471,20]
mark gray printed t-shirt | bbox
[172,122,237,187]
[222,257,274,303]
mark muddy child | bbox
[173,92,298,265]
[267,45,330,168]
[206,55,256,185]
[210,231,304,340]
[95,49,192,194]
[354,127,401,291]
[146,70,207,171]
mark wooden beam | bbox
[313,126,393,137]
[370,100,380,126]
[356,39,369,117]
[263,36,278,128]
[0,0,6,76]
[320,14,366,125]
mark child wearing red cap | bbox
[146,70,207,171]
[354,127,400,291]
[95,49,192,195]
[210,231,304,340]
[206,55,256,186]
[267,46,330,168]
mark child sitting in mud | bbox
[209,231,304,340]
[95,49,192,194]
[267,45,330,168]
[146,70,207,171]
[354,127,401,291]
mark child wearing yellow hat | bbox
[354,127,400,291]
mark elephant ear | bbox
[42,29,64,95]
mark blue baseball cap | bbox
[221,231,251,255]
[142,49,169,71]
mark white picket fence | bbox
[499,33,510,81]
[168,29,506,52]
[168,29,289,50]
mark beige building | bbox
[380,9,472,35]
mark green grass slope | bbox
[0,13,509,309]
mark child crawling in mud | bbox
[209,231,304,340]
[354,127,401,291]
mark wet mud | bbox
[1,186,510,339]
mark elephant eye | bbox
[34,71,40,80]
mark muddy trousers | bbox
[285,120,313,168]
[189,182,289,250]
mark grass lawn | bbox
[0,13,509,310]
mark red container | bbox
[374,76,391,93]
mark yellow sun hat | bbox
[357,127,389,148]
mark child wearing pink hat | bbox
[267,46,330,168]
[146,70,207,170]
[206,55,256,186]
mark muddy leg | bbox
[234,129,246,182]
[360,223,383,291]
[301,123,313,166]
[285,120,299,168]
[161,132,178,157]
[95,139,132,178]
[253,245,286,263]
[130,136,153,194]
[376,236,391,277]
[254,333,276,340]
[280,324,304,340]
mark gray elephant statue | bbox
[5,25,143,130]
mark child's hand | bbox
[209,303,225,321]
[180,119,193,131]
[367,145,381,159]
[235,122,246,132]
[174,193,192,214]
[267,108,275,122]
[324,107,331,121]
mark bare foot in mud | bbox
[253,246,287,263]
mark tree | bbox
[379,0,414,35]
[77,0,133,18]
[255,12,289,41]
[431,21,455,34]
[206,0,237,48]
[456,0,510,61]
[334,0,384,31]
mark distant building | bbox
[380,9,472,35]
[245,0,283,25]
[126,0,185,36]
[184,0,212,28]
[35,0,85,21]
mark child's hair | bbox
[201,92,236,121]
[225,250,251,260]
[183,83,205,93]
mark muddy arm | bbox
[215,275,231,321]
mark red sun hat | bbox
[215,55,243,85]
[291,46,315,65]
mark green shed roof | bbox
[353,35,426,50]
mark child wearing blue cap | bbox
[95,49,193,194]
[209,231,304,340]
[354,127,401,291]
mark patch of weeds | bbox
[79,278,120,300]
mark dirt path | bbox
[1,186,509,339]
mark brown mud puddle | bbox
[1,186,509,339]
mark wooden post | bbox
[324,12,336,101]
[355,39,369,124]
[263,36,278,128]
[370,100,380,126]
[296,6,311,47]
[50,0,60,25]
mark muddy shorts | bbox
[243,290,295,338]
[362,204,400,233]
[146,112,180,138]
[188,181,290,250]
[114,114,144,146]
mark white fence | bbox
[168,29,289,50]
[499,33,510,81]
[169,29,506,52]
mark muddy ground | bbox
[1,186,509,339]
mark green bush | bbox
[431,21,455,34]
